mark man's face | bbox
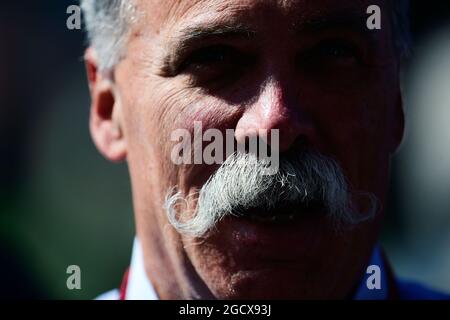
[93,0,403,299]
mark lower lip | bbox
[216,210,331,262]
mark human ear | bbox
[85,48,127,162]
[389,90,405,154]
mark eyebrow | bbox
[167,12,367,48]
[158,13,372,75]
[294,13,370,35]
[159,24,256,75]
[174,24,257,46]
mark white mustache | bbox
[165,151,377,238]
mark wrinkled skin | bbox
[86,0,404,299]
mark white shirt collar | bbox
[125,238,159,300]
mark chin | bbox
[216,267,339,299]
[184,206,378,300]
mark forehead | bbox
[136,0,389,36]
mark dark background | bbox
[0,1,449,299]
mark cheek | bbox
[119,79,200,195]
[173,98,244,190]
[178,95,242,130]
[132,83,243,190]
[301,79,394,191]
[306,94,388,155]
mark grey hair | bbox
[81,0,412,72]
[80,0,136,71]
[165,151,377,238]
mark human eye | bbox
[299,38,362,70]
[178,45,253,86]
